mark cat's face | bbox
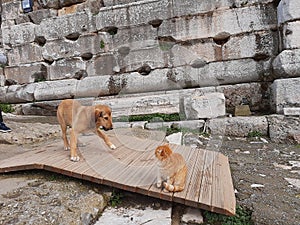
[155,144,173,161]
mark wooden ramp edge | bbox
[0,131,236,216]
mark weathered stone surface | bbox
[34,80,78,101]
[74,76,111,98]
[48,58,86,80]
[273,49,300,78]
[216,83,265,113]
[41,0,87,9]
[176,31,278,63]
[4,63,47,84]
[271,77,300,113]
[98,25,157,51]
[2,23,37,46]
[7,43,43,65]
[268,114,300,143]
[0,75,5,87]
[283,107,300,116]
[181,207,203,224]
[278,0,300,24]
[96,0,170,29]
[95,90,180,117]
[1,1,21,23]
[120,43,166,73]
[2,84,36,103]
[87,53,118,76]
[172,0,275,17]
[103,0,142,7]
[35,11,95,41]
[159,5,276,41]
[282,21,300,50]
[27,9,58,24]
[184,92,226,119]
[42,33,110,61]
[208,116,268,137]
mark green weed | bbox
[247,130,263,138]
[100,40,105,49]
[109,190,123,207]
[203,206,253,225]
[0,103,14,113]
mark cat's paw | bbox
[110,144,116,150]
[70,156,80,162]
[163,188,169,193]
[156,182,162,188]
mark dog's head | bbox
[94,105,113,131]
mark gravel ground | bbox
[0,115,299,225]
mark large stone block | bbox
[216,83,265,113]
[48,58,86,80]
[271,77,300,114]
[277,0,300,24]
[172,30,278,64]
[74,76,111,98]
[120,42,166,73]
[34,80,78,101]
[208,116,268,137]
[35,11,96,41]
[4,63,47,84]
[87,53,118,76]
[96,0,170,29]
[2,83,36,103]
[183,92,226,119]
[268,115,300,143]
[103,0,142,7]
[282,21,300,50]
[172,0,274,17]
[1,1,20,22]
[109,24,157,49]
[42,33,111,61]
[2,23,37,46]
[95,90,180,117]
[159,5,276,41]
[273,49,300,78]
[27,9,58,25]
[7,43,43,65]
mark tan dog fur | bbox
[57,99,116,161]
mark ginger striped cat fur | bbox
[155,144,187,192]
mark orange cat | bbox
[155,144,187,192]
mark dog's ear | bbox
[94,109,104,120]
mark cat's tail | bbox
[163,182,185,192]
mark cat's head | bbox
[155,144,173,161]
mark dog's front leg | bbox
[96,128,116,149]
[70,130,80,162]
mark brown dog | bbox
[57,99,116,161]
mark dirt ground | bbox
[0,115,299,225]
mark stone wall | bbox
[0,0,299,117]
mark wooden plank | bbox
[197,150,216,212]
[0,130,236,216]
[211,154,236,216]
[110,140,158,192]
[173,148,205,205]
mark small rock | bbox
[251,184,265,188]
[285,178,300,189]
[166,132,182,145]
[273,163,293,170]
[181,207,203,224]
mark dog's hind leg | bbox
[70,129,80,161]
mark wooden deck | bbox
[0,128,236,216]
